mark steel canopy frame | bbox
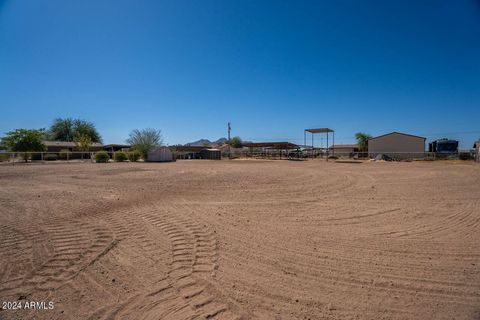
[304,128,335,160]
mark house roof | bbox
[103,144,131,148]
[43,141,104,148]
[368,132,426,141]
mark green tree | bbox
[73,133,93,159]
[1,129,46,162]
[355,132,372,152]
[47,118,102,143]
[126,128,163,160]
[228,136,243,148]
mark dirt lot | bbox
[0,160,479,319]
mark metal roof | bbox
[243,142,299,149]
[368,132,426,141]
[43,141,104,148]
[305,128,334,133]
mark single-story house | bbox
[103,144,131,154]
[43,141,130,153]
[328,144,359,157]
[43,141,104,152]
[368,132,426,160]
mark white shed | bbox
[147,147,174,162]
[368,132,426,160]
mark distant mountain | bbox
[185,139,212,147]
[185,137,228,147]
[214,138,228,144]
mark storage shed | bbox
[147,147,174,162]
[368,132,426,160]
[199,148,221,160]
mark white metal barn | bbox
[368,132,426,160]
[147,147,174,162]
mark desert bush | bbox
[95,151,110,163]
[126,128,163,160]
[59,149,71,160]
[45,154,58,161]
[114,151,127,162]
[127,150,141,162]
[0,153,10,162]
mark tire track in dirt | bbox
[81,202,243,320]
[376,200,480,240]
[0,218,116,300]
[136,204,243,320]
[0,225,34,290]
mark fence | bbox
[0,151,117,165]
[0,149,477,164]
[224,150,477,161]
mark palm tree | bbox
[355,132,372,152]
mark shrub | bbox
[95,151,110,163]
[1,128,46,162]
[114,151,127,162]
[0,153,10,162]
[59,149,71,160]
[126,128,163,160]
[228,136,243,148]
[44,154,58,161]
[127,150,141,162]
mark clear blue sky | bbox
[1,0,479,148]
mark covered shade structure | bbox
[243,142,300,159]
[304,128,335,158]
[243,142,299,149]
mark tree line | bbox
[1,117,372,162]
[0,118,163,162]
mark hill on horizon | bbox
[185,137,227,147]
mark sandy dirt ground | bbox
[0,159,479,320]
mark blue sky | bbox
[1,0,479,148]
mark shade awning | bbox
[305,128,334,133]
[243,142,299,149]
